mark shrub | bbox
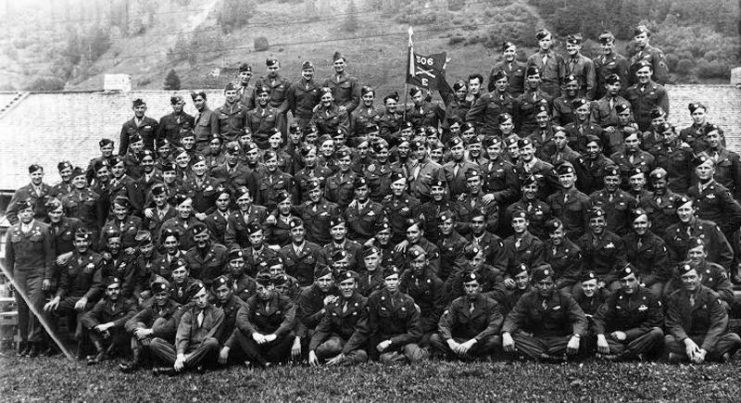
[696,59,731,79]
[254,37,270,52]
[25,77,65,91]
[164,69,181,90]
[675,59,694,76]
[217,0,256,33]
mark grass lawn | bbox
[1,354,739,402]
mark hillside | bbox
[0,0,738,93]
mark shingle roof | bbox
[0,85,739,191]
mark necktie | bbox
[541,299,548,310]
[609,193,614,202]
[453,163,460,178]
[609,98,614,110]
[515,238,521,249]
[689,295,695,307]
[564,193,569,204]
[197,310,204,327]
[469,302,475,313]
[542,53,548,66]
[637,237,643,249]
[413,165,421,180]
[342,301,349,314]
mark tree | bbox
[164,69,181,90]
[217,0,256,34]
[342,0,358,33]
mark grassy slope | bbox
[1,355,739,401]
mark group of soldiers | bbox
[4,25,741,374]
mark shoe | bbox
[119,361,139,373]
[27,343,40,358]
[721,352,731,363]
[87,352,106,365]
[597,353,618,361]
[41,345,58,357]
[152,367,176,376]
[667,352,683,363]
[18,342,30,357]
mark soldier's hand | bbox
[308,350,320,366]
[503,278,515,289]
[376,340,391,352]
[252,333,267,344]
[265,215,277,225]
[326,353,345,366]
[695,348,707,364]
[44,297,60,312]
[596,334,610,354]
[566,335,581,355]
[174,355,186,372]
[290,337,301,358]
[42,279,51,291]
[502,332,515,352]
[482,193,495,205]
[610,331,626,341]
[124,247,136,255]
[218,347,230,365]
[459,339,476,355]
[195,213,207,221]
[265,333,277,343]
[684,338,699,360]
[56,251,74,265]
[144,208,154,219]
[394,240,409,253]
[74,297,88,311]
[447,339,460,354]
[323,295,339,306]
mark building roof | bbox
[0,85,739,191]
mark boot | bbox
[17,341,30,357]
[87,338,106,365]
[27,342,40,358]
[119,346,141,373]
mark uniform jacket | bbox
[594,286,663,336]
[502,289,587,337]
[309,292,369,353]
[237,293,297,336]
[176,303,224,355]
[5,220,55,278]
[665,285,728,351]
[438,293,503,341]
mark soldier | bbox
[561,34,595,100]
[311,88,350,136]
[108,156,144,217]
[628,25,669,85]
[679,103,715,153]
[168,258,198,306]
[466,71,517,137]
[593,265,664,361]
[552,75,579,127]
[119,98,158,156]
[203,187,233,246]
[593,31,630,100]
[575,207,627,291]
[323,216,362,271]
[399,246,445,344]
[279,218,327,287]
[456,169,500,236]
[431,272,503,360]
[236,63,256,110]
[5,164,54,225]
[435,212,469,281]
[350,86,381,144]
[406,87,445,130]
[503,176,552,240]
[234,272,298,368]
[224,186,268,250]
[687,155,741,238]
[248,86,284,150]
[323,52,360,113]
[192,91,219,153]
[288,61,321,130]
[382,173,421,244]
[297,178,341,246]
[157,95,195,147]
[542,219,583,294]
[378,93,404,146]
[324,149,356,209]
[212,142,256,194]
[184,223,228,287]
[149,281,224,375]
[547,163,592,240]
[254,57,291,133]
[342,177,386,243]
[308,270,369,366]
[86,139,116,185]
[489,41,526,97]
[367,266,428,363]
[501,210,546,286]
[443,137,478,199]
[225,249,258,302]
[624,61,669,132]
[526,29,564,100]
[650,123,693,195]
[99,229,138,299]
[50,161,73,198]
[501,267,588,361]
[590,166,639,236]
[141,179,177,240]
[664,264,741,363]
[159,194,200,251]
[119,281,183,373]
[590,74,629,138]
[80,276,137,365]
[6,200,55,357]
[578,136,615,195]
[622,208,670,296]
[212,275,249,366]
[702,125,741,200]
[517,71,551,136]
[295,266,339,358]
[481,136,519,206]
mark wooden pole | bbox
[0,261,75,361]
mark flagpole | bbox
[404,26,413,122]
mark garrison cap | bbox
[227,248,245,261]
[301,60,314,70]
[99,138,114,147]
[463,244,481,260]
[490,70,507,82]
[589,206,606,220]
[556,163,575,175]
[572,98,589,109]
[135,230,153,246]
[688,102,706,113]
[535,29,551,40]
[104,276,121,288]
[383,265,402,278]
[605,74,621,85]
[288,217,304,229]
[266,57,279,67]
[339,270,359,281]
[598,31,615,43]
[151,281,169,294]
[566,33,583,44]
[462,271,480,284]
[531,267,553,282]
[239,63,252,72]
[329,216,346,229]
[526,66,540,77]
[580,270,597,282]
[314,264,333,279]
[633,25,650,36]
[132,98,146,107]
[212,275,232,289]
[545,218,563,233]
[617,264,637,279]
[191,222,209,235]
[615,103,630,114]
[169,193,189,207]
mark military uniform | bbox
[593,52,630,99]
[578,154,615,195]
[400,268,445,336]
[481,157,519,205]
[687,180,741,237]
[501,232,545,279]
[324,73,360,113]
[576,230,627,286]
[299,199,341,246]
[547,189,592,240]
[590,189,638,236]
[490,61,526,97]
[593,285,664,358]
[350,106,381,140]
[279,242,327,287]
[589,95,630,130]
[5,182,54,225]
[311,103,350,136]
[181,176,221,215]
[543,238,583,291]
[501,289,588,360]
[367,287,427,363]
[255,170,297,212]
[664,285,741,361]
[223,206,269,250]
[193,108,219,150]
[247,104,283,149]
[664,219,733,270]
[642,190,679,236]
[561,53,596,99]
[436,231,469,282]
[288,78,321,128]
[552,96,578,126]
[526,50,565,100]
[624,81,669,131]
[158,216,199,251]
[100,252,138,298]
[80,295,138,358]
[211,162,257,195]
[309,291,369,364]
[377,110,403,145]
[324,170,357,209]
[431,293,503,359]
[622,231,669,291]
[363,161,395,203]
[343,199,386,243]
[234,293,297,367]
[516,88,551,136]
[184,244,228,286]
[465,91,517,136]
[629,44,669,85]
[406,101,445,130]
[382,193,421,244]
[100,216,143,250]
[119,116,158,155]
[203,210,231,246]
[651,142,694,194]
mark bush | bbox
[254,37,270,52]
[25,77,65,91]
[696,59,731,79]
[675,59,694,76]
[164,69,181,90]
[448,35,465,45]
[342,0,359,33]
[664,53,679,71]
[217,0,256,33]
